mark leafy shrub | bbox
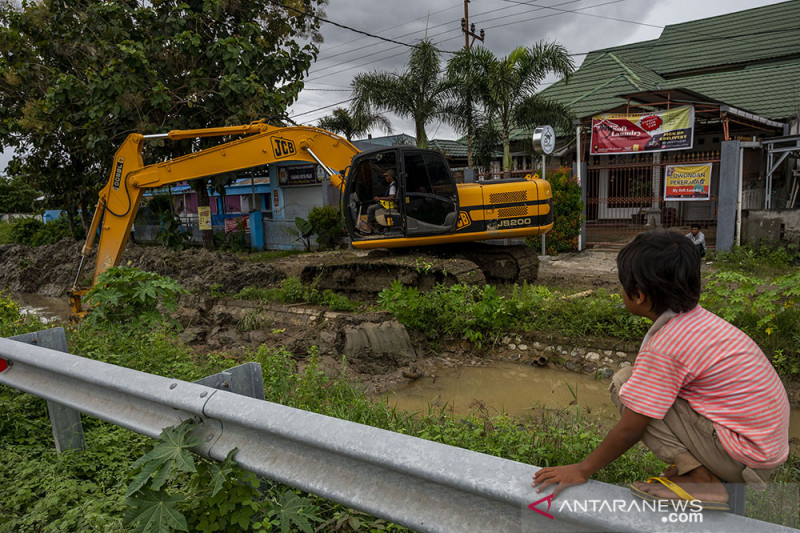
[0,221,12,244]
[0,176,38,213]
[83,266,188,330]
[286,217,313,251]
[279,276,306,302]
[378,282,650,345]
[713,242,800,274]
[155,212,192,251]
[701,269,800,376]
[9,217,44,244]
[9,216,74,246]
[307,205,343,249]
[530,167,583,255]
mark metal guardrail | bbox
[0,331,796,533]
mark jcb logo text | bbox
[271,137,296,159]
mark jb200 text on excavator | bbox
[69,121,553,316]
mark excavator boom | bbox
[69,123,358,316]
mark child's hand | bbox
[532,463,589,498]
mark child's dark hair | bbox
[691,223,700,230]
[617,230,701,315]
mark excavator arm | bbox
[69,122,359,316]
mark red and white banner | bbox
[590,106,694,155]
[224,216,250,234]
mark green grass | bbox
[0,221,12,244]
[2,245,800,530]
[710,242,800,277]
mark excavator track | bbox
[292,242,538,296]
[439,243,540,284]
[299,252,486,294]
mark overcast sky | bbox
[0,0,786,174]
[287,0,787,139]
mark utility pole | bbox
[461,1,485,176]
[461,0,485,50]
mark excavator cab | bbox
[344,147,459,241]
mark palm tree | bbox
[316,107,392,141]
[444,47,487,169]
[351,39,450,149]
[468,43,574,178]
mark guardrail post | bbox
[195,362,265,400]
[728,483,747,516]
[7,327,86,453]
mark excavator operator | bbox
[362,169,397,233]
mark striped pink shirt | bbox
[619,306,790,469]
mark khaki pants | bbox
[610,366,776,490]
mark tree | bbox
[465,43,574,178]
[0,0,326,249]
[0,1,142,233]
[134,0,326,248]
[444,47,486,169]
[316,107,392,141]
[351,39,450,149]
[0,173,39,214]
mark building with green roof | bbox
[541,1,800,124]
[536,1,800,250]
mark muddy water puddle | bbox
[11,292,71,324]
[383,361,800,440]
[383,362,618,420]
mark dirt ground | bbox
[537,249,621,290]
[2,240,796,403]
[0,238,618,297]
[0,240,617,389]
[0,239,285,296]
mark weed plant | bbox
[236,276,360,312]
[711,242,800,275]
[702,259,800,377]
[378,281,650,346]
[0,221,12,244]
[84,266,188,331]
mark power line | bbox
[315,3,460,59]
[487,0,626,30]
[310,0,555,68]
[289,98,354,119]
[308,0,589,76]
[267,0,458,54]
[500,0,660,29]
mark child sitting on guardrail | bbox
[532,230,789,510]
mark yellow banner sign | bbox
[664,164,712,201]
[197,206,212,230]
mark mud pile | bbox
[0,239,285,296]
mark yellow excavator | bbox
[69,121,553,316]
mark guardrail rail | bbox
[0,329,795,533]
